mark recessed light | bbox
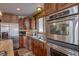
[17,8,20,11]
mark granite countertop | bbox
[29,35,47,43]
[0,39,14,56]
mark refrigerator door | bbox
[9,23,19,49]
[1,23,9,39]
[1,23,19,49]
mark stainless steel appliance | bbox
[47,43,78,56]
[46,5,79,56]
[46,5,79,45]
[0,23,19,49]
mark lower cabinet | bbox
[19,36,28,48]
[31,39,47,56]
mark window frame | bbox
[38,17,44,33]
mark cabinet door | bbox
[44,3,57,15]
[1,14,18,23]
[1,14,8,22]
[57,3,76,10]
[11,16,18,23]
[44,3,49,15]
[50,3,57,14]
[31,39,47,56]
[1,14,10,22]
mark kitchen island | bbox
[0,39,14,56]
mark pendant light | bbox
[36,3,44,12]
[37,7,42,12]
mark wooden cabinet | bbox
[19,36,24,48]
[19,36,27,48]
[44,3,57,16]
[57,3,76,11]
[44,3,77,16]
[0,13,18,23]
[11,15,18,23]
[31,38,47,56]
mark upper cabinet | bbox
[57,3,76,11]
[0,13,18,23]
[44,3,57,16]
[44,3,77,16]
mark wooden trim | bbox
[34,11,46,34]
[3,12,17,16]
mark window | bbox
[38,17,43,32]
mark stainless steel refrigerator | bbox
[0,23,19,49]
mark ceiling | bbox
[0,3,43,16]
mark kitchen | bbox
[0,3,78,56]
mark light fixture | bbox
[37,7,42,12]
[17,8,20,11]
[0,11,2,16]
[53,23,56,26]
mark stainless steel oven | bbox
[46,5,79,45]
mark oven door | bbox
[46,15,78,45]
